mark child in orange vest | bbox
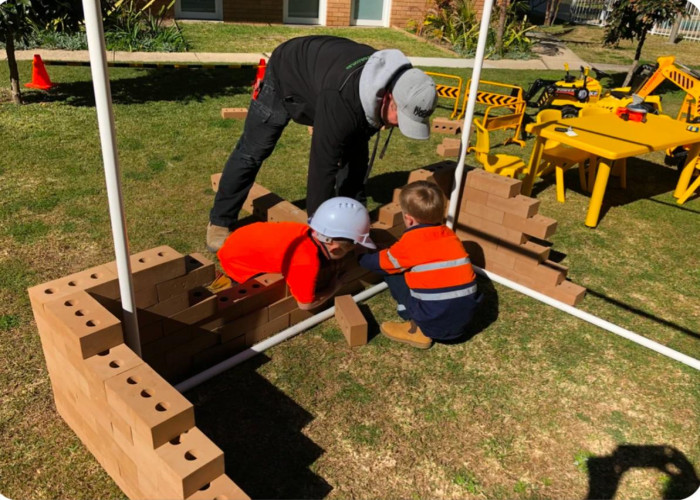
[359,181,481,348]
[218,197,375,310]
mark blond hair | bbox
[399,180,445,224]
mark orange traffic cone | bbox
[25,54,54,90]
[252,58,266,100]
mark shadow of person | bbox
[22,67,255,107]
[586,444,700,500]
[436,273,499,345]
[366,171,411,205]
[184,355,333,499]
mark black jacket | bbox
[267,36,379,211]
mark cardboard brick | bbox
[268,296,298,320]
[211,173,221,193]
[252,192,285,220]
[486,194,541,219]
[514,259,565,287]
[376,202,403,227]
[462,200,505,224]
[205,308,268,342]
[334,295,368,347]
[392,188,402,203]
[166,295,219,330]
[547,280,586,306]
[407,161,457,197]
[192,335,247,372]
[485,248,517,269]
[307,126,313,135]
[216,278,286,318]
[458,212,527,246]
[104,363,195,449]
[221,107,247,119]
[186,474,250,500]
[245,313,290,345]
[241,183,271,214]
[465,169,522,199]
[437,142,460,157]
[290,308,314,325]
[83,343,144,400]
[370,220,399,248]
[155,427,225,498]
[44,291,123,359]
[134,285,159,309]
[267,200,308,224]
[462,185,490,206]
[147,293,191,317]
[506,239,552,265]
[502,213,558,240]
[431,117,462,135]
[442,138,462,149]
[28,264,120,312]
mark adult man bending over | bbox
[207,35,438,252]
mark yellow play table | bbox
[523,113,700,227]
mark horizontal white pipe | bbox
[473,265,700,371]
[175,282,388,393]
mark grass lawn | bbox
[1,53,699,499]
[178,22,458,57]
[543,24,700,68]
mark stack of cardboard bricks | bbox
[400,161,586,306]
[28,248,249,500]
[29,177,393,499]
[29,166,582,499]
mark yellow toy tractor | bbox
[524,64,604,118]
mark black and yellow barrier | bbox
[426,71,463,119]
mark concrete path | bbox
[2,45,630,72]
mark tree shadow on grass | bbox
[185,355,333,499]
[586,444,700,499]
[21,67,256,107]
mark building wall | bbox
[326,0,352,26]
[223,0,283,23]
[390,0,428,29]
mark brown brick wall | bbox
[326,0,352,26]
[223,0,283,23]
[390,0,429,29]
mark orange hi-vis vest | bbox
[359,224,478,337]
[378,225,476,294]
[217,222,323,304]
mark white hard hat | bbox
[309,197,376,250]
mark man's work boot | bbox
[206,223,231,253]
[380,320,433,349]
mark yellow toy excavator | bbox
[524,64,603,118]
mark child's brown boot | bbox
[380,320,433,349]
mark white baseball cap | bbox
[392,69,438,140]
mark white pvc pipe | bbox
[446,0,496,228]
[82,0,141,355]
[175,282,388,392]
[473,265,700,371]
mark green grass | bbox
[542,24,700,68]
[1,51,699,500]
[178,22,458,57]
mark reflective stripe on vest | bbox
[410,284,478,301]
[411,257,471,273]
[387,250,403,270]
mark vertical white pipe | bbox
[82,0,141,355]
[447,0,496,229]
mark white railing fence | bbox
[568,0,700,43]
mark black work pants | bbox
[210,68,371,228]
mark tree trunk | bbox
[623,32,646,87]
[668,14,683,44]
[544,0,553,26]
[495,0,509,56]
[5,31,22,105]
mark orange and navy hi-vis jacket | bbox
[358,223,479,338]
[217,222,326,305]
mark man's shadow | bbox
[586,444,700,499]
[184,355,333,499]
